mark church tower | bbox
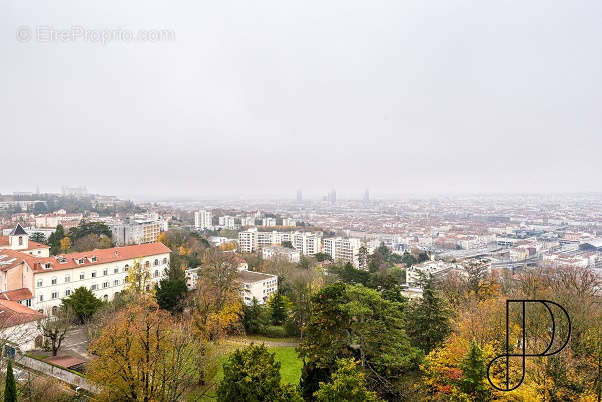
[8,224,29,250]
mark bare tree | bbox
[37,307,74,356]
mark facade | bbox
[184,265,278,305]
[262,245,301,263]
[239,270,278,305]
[282,218,296,227]
[323,237,362,267]
[0,299,43,353]
[194,210,213,230]
[0,224,50,257]
[0,226,170,313]
[238,228,322,256]
[262,217,277,227]
[110,219,166,246]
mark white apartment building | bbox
[184,265,278,305]
[194,210,213,230]
[262,217,277,227]
[0,226,170,313]
[281,218,296,227]
[238,228,321,256]
[239,270,278,305]
[111,219,166,246]
[218,215,237,230]
[323,237,362,267]
[292,232,321,256]
[262,245,301,263]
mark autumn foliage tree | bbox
[193,249,243,340]
[88,297,216,402]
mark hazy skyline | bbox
[2,0,601,199]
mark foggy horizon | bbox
[3,0,601,198]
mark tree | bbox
[281,240,294,249]
[314,252,333,262]
[4,359,17,402]
[193,249,242,340]
[459,340,490,401]
[269,292,287,325]
[314,358,383,402]
[357,246,369,271]
[155,277,188,313]
[47,225,65,255]
[299,283,422,400]
[37,307,73,356]
[406,276,452,354]
[124,259,152,295]
[88,298,215,402]
[59,236,71,253]
[29,231,46,243]
[217,343,302,402]
[61,287,103,323]
[242,298,268,335]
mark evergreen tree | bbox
[357,246,369,270]
[61,287,103,323]
[242,297,268,334]
[47,224,65,255]
[269,292,287,325]
[4,359,17,402]
[459,340,490,401]
[155,278,188,313]
[314,358,383,402]
[217,343,302,402]
[406,276,452,354]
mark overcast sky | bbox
[1,0,601,199]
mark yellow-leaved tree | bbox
[193,249,243,341]
[87,297,218,401]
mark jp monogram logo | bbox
[487,299,571,391]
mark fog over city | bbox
[2,0,601,199]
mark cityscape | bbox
[2,0,602,401]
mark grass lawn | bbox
[192,344,303,401]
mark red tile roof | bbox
[25,242,171,272]
[0,288,33,301]
[0,236,50,251]
[0,299,43,325]
[45,355,86,368]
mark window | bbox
[51,306,58,315]
[65,275,70,283]
[65,289,71,297]
[36,280,43,288]
[25,299,32,307]
[114,267,119,274]
[51,291,58,299]
[91,256,97,262]
[103,282,109,289]
[90,284,97,291]
[91,271,97,278]
[113,279,119,286]
[154,270,159,278]
[38,294,44,302]
[145,261,150,268]
[103,294,108,301]
[124,265,129,272]
[154,259,159,266]
[18,236,23,246]
[79,273,85,280]
[51,277,57,285]
[103,269,108,276]
[163,257,167,264]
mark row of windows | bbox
[36,270,163,302]
[35,258,167,288]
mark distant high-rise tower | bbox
[329,189,337,204]
[296,189,302,202]
[363,189,369,202]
